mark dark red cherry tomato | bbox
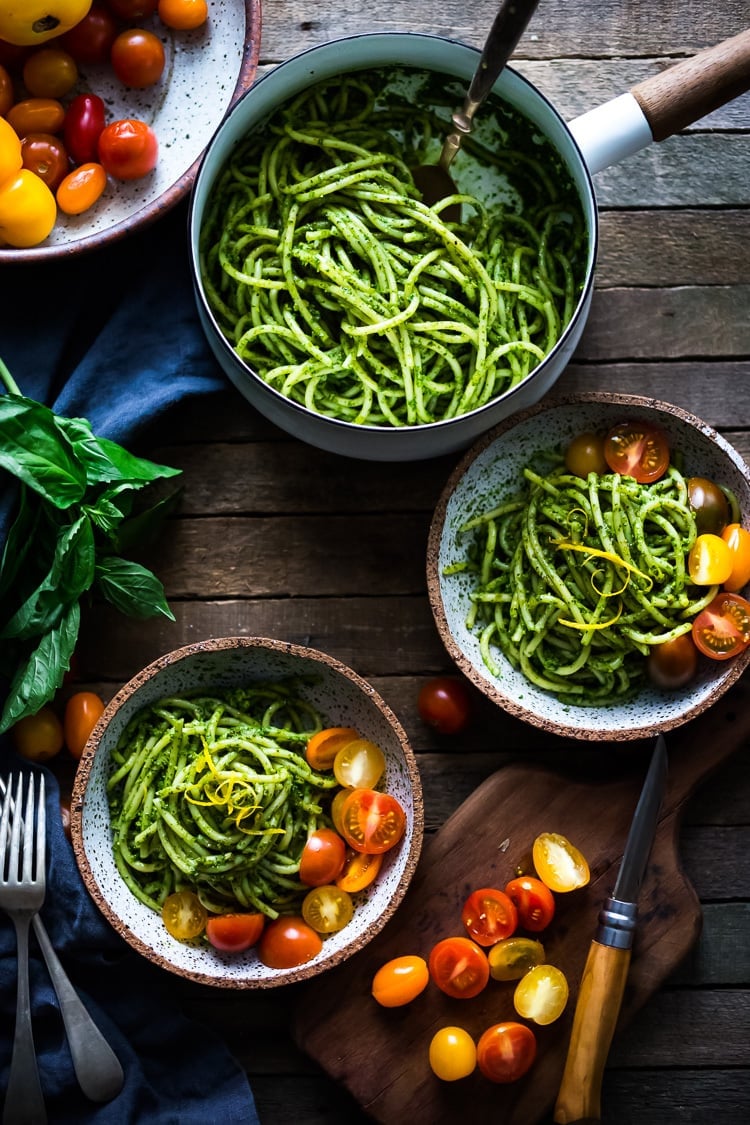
[61,4,120,65]
[417,676,472,734]
[98,118,158,180]
[105,0,158,18]
[21,133,69,191]
[504,876,555,932]
[64,93,106,165]
[687,477,730,536]
[604,422,670,484]
[647,633,699,689]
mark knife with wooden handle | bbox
[553,733,668,1124]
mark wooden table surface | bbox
[69,1,749,1121]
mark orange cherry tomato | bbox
[110,28,165,89]
[21,133,70,191]
[461,887,518,946]
[335,848,382,893]
[476,1022,537,1083]
[504,876,555,932]
[305,726,358,771]
[428,936,490,999]
[564,431,608,478]
[22,47,78,98]
[298,828,346,886]
[721,524,750,593]
[11,705,64,761]
[513,963,569,1025]
[647,632,698,689]
[301,884,354,933]
[56,162,107,215]
[532,832,590,893]
[205,912,265,952]
[333,738,385,789]
[338,788,406,854]
[603,421,670,483]
[6,98,66,136]
[63,691,105,759]
[257,916,322,969]
[688,533,733,586]
[157,0,209,29]
[161,890,207,940]
[488,937,546,981]
[692,591,750,660]
[372,955,429,1007]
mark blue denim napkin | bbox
[0,203,260,1124]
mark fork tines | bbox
[0,772,46,885]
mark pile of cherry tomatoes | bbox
[370,831,590,1085]
[0,0,208,245]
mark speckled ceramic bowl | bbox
[2,1,261,262]
[427,393,750,742]
[71,637,423,988]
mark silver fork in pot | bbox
[0,774,124,1116]
[0,772,47,1125]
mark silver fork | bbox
[0,772,47,1125]
[0,774,124,1109]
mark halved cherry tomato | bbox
[21,133,69,191]
[513,963,569,1025]
[330,788,348,834]
[603,422,670,484]
[6,98,66,137]
[692,592,750,660]
[205,912,264,952]
[61,4,120,65]
[429,1027,477,1081]
[11,705,64,761]
[298,827,346,886]
[461,887,518,946]
[504,876,555,932]
[476,1022,536,1083]
[488,937,546,981]
[63,691,105,759]
[687,477,730,535]
[257,915,322,969]
[688,533,733,586]
[647,632,698,689]
[338,788,406,854]
[428,936,490,999]
[564,431,608,478]
[417,676,472,734]
[305,726,358,771]
[161,890,207,940]
[721,524,750,593]
[97,118,158,180]
[22,47,78,98]
[110,28,165,88]
[372,955,429,1007]
[64,93,106,165]
[333,738,385,789]
[532,832,590,893]
[157,0,208,28]
[335,848,382,893]
[56,162,107,215]
[302,885,354,933]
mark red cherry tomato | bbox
[298,828,346,886]
[11,705,64,762]
[564,431,608,478]
[372,955,429,1007]
[338,788,406,854]
[205,913,265,952]
[692,592,750,660]
[428,936,490,999]
[461,887,518,946]
[21,133,70,191]
[504,876,555,932]
[257,916,322,969]
[110,28,165,89]
[721,524,750,593]
[97,118,158,180]
[476,1022,537,1083]
[417,676,472,734]
[61,4,120,65]
[64,93,106,165]
[335,848,382,893]
[105,0,158,17]
[63,691,105,759]
[647,632,698,689]
[157,0,208,29]
[603,422,670,483]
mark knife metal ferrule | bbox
[595,896,638,950]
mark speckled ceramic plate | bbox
[2,0,261,262]
[427,393,750,742]
[71,637,423,988]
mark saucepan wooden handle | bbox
[553,941,631,1124]
[631,27,750,141]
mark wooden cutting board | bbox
[293,679,750,1124]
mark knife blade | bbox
[553,733,668,1125]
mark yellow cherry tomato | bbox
[372,955,429,1008]
[161,890,207,940]
[0,116,23,185]
[513,963,569,1025]
[333,738,386,789]
[11,704,64,761]
[0,0,93,47]
[0,166,57,247]
[532,831,590,892]
[688,533,733,586]
[428,1026,477,1081]
[301,884,354,934]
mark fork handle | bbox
[32,915,125,1103]
[4,916,46,1125]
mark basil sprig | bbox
[0,358,181,733]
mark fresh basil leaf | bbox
[95,556,175,621]
[1,514,96,640]
[83,483,134,534]
[0,394,86,507]
[111,488,182,553]
[0,602,79,733]
[54,414,181,486]
[0,485,41,602]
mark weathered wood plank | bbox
[672,903,750,985]
[611,990,750,1066]
[592,136,750,208]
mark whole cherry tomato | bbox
[338,788,406,854]
[61,4,120,65]
[257,916,322,969]
[298,827,346,886]
[687,477,730,536]
[604,421,670,484]
[105,0,158,17]
[205,913,265,952]
[64,93,106,164]
[158,0,208,29]
[476,1022,536,1083]
[110,28,165,89]
[428,1027,477,1081]
[6,98,66,137]
[372,955,429,1007]
[417,676,472,734]
[21,132,70,191]
[461,887,518,946]
[721,524,750,593]
[56,162,107,215]
[11,705,64,761]
[428,936,490,999]
[97,118,158,180]
[63,691,105,758]
[564,431,608,478]
[504,875,555,932]
[0,64,13,116]
[647,633,698,689]
[22,47,78,98]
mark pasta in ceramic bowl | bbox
[71,637,423,987]
[427,393,750,741]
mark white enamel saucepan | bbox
[189,29,750,462]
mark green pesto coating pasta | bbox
[449,459,720,705]
[107,684,338,917]
[199,72,586,428]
